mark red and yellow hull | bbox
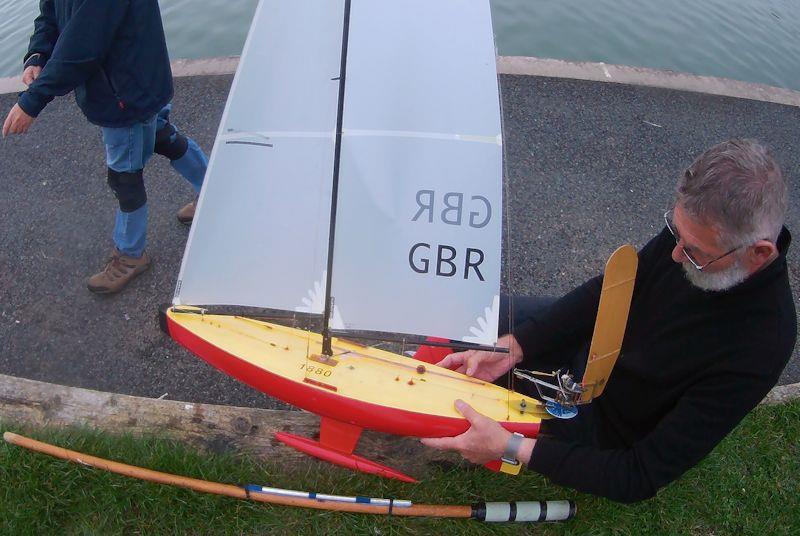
[164,308,546,439]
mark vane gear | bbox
[512,368,586,419]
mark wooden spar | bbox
[3,432,575,523]
[3,432,467,519]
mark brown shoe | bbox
[87,249,151,294]
[177,198,197,226]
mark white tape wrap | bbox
[514,501,543,522]
[484,502,512,522]
[481,500,575,522]
[542,500,573,521]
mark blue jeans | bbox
[102,104,208,257]
[103,114,156,258]
[156,104,207,193]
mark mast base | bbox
[275,432,418,483]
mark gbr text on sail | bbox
[408,189,490,281]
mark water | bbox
[1,0,799,90]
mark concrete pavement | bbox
[1,67,798,409]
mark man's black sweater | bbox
[515,227,796,502]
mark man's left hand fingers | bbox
[420,436,457,450]
[3,105,34,136]
[2,113,12,137]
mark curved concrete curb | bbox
[496,56,800,108]
[0,56,240,95]
[761,381,800,405]
[1,372,797,466]
[2,56,800,108]
[170,55,239,78]
[0,373,458,475]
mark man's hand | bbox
[436,334,524,381]
[22,65,42,86]
[3,104,35,137]
[421,400,511,464]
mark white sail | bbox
[174,0,344,311]
[330,0,503,344]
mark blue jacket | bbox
[18,0,173,127]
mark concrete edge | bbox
[2,55,799,108]
[496,56,800,108]
[0,370,797,433]
[0,372,459,473]
[760,381,800,405]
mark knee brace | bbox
[154,122,189,161]
[107,168,147,212]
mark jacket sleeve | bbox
[24,0,59,68]
[514,275,602,372]
[17,0,130,117]
[528,363,777,503]
[514,230,667,372]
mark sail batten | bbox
[342,129,502,145]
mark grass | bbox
[1,400,798,535]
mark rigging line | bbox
[304,323,311,381]
[321,0,352,356]
[334,350,488,386]
[327,330,509,353]
[496,66,517,402]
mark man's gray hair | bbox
[677,139,787,247]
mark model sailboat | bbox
[161,0,637,482]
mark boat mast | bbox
[322,0,353,356]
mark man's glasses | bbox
[663,210,741,271]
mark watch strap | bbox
[501,432,525,465]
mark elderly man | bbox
[422,139,795,502]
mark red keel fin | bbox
[275,431,418,483]
[319,417,362,454]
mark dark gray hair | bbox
[677,139,787,247]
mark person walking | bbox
[2,0,208,294]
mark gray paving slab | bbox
[0,74,798,410]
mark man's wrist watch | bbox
[499,432,525,475]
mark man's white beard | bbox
[681,258,749,292]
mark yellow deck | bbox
[168,309,547,424]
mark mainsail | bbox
[175,0,503,345]
[331,1,503,344]
[174,0,344,311]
